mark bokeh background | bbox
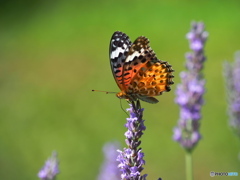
[0,0,239,179]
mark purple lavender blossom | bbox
[224,51,240,138]
[173,22,208,151]
[38,152,59,180]
[117,101,147,180]
[97,142,121,180]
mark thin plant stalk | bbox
[185,152,193,180]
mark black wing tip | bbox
[110,31,131,52]
[110,31,129,44]
[112,31,127,37]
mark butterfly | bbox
[109,31,174,104]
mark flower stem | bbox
[185,151,193,180]
[238,139,240,161]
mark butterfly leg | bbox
[136,99,141,109]
[131,99,141,112]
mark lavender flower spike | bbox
[173,22,208,151]
[97,142,121,180]
[117,101,147,180]
[224,51,240,138]
[38,151,59,180]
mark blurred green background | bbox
[0,0,239,179]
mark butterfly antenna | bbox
[92,90,116,94]
[120,99,129,116]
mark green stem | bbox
[186,151,193,180]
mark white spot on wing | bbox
[125,48,144,62]
[111,47,125,59]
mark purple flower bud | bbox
[190,39,203,51]
[97,142,121,180]
[173,21,208,151]
[224,51,240,138]
[173,127,182,141]
[130,166,141,177]
[186,32,194,40]
[38,152,59,180]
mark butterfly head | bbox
[116,91,134,101]
[116,91,127,100]
[116,91,140,102]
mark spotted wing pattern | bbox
[110,32,132,91]
[109,31,174,103]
